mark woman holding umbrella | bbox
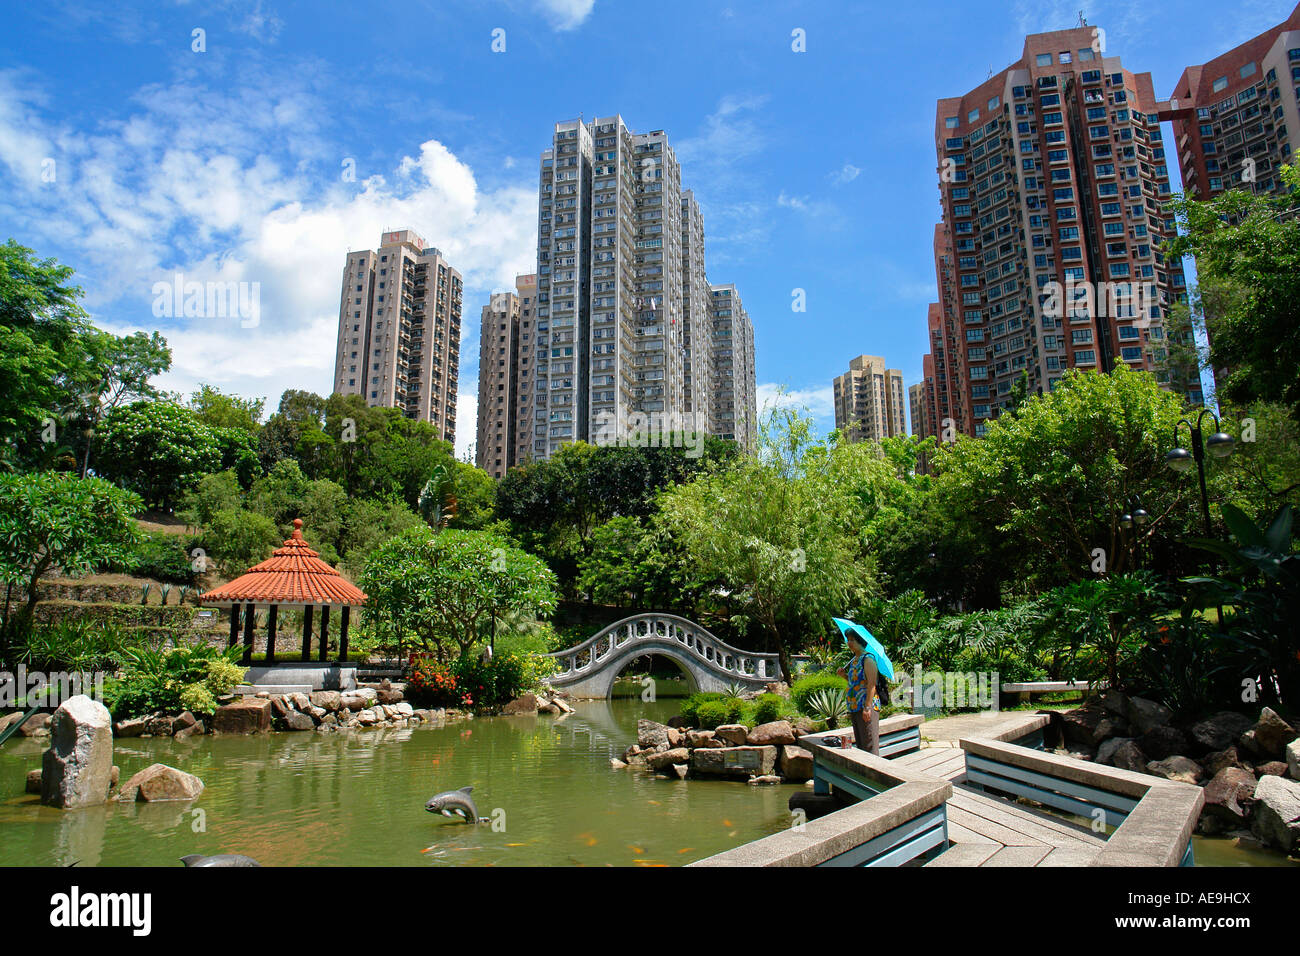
[838,630,880,754]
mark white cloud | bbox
[0,67,537,449]
[830,163,860,185]
[757,383,835,420]
[535,0,596,31]
[776,191,809,211]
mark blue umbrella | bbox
[831,617,895,681]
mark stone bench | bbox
[1001,680,1103,706]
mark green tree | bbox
[659,409,877,677]
[1167,164,1300,416]
[189,384,264,435]
[931,365,1195,588]
[94,401,222,509]
[0,472,141,662]
[71,330,172,477]
[0,240,93,465]
[447,461,496,530]
[359,527,558,662]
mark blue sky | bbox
[1,0,1292,458]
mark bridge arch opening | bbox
[609,652,699,699]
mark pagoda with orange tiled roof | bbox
[200,519,367,664]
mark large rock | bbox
[39,695,114,809]
[690,745,777,778]
[0,711,25,735]
[1257,761,1289,778]
[116,763,205,802]
[1201,768,1257,830]
[1288,739,1300,781]
[1110,740,1149,774]
[686,729,716,749]
[1137,725,1191,762]
[212,698,271,734]
[714,724,749,747]
[1061,708,1107,747]
[310,691,342,713]
[1250,775,1300,852]
[1096,737,1136,767]
[143,713,175,737]
[1124,697,1173,736]
[113,716,148,738]
[502,694,539,715]
[747,720,797,747]
[1094,716,1131,741]
[1190,711,1255,753]
[18,712,51,737]
[1099,689,1130,717]
[279,710,315,731]
[376,687,404,706]
[637,719,674,752]
[780,745,814,782]
[1202,746,1245,778]
[1146,755,1203,784]
[646,747,691,771]
[1250,707,1299,760]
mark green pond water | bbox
[2,691,1293,867]
[0,697,795,868]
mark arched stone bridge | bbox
[543,613,782,699]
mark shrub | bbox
[695,700,733,730]
[127,531,195,584]
[791,671,848,715]
[104,641,246,719]
[678,692,724,726]
[405,657,459,708]
[751,692,787,724]
[179,683,217,715]
[18,620,140,672]
[205,657,247,696]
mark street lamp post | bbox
[1165,408,1236,537]
[1118,494,1149,571]
[1166,408,1235,626]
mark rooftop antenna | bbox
[1079,10,1087,27]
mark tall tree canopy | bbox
[1168,164,1300,416]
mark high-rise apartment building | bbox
[681,189,712,429]
[1164,3,1300,202]
[832,355,906,442]
[920,24,1194,438]
[333,229,463,443]
[708,283,757,447]
[908,382,926,439]
[488,115,756,467]
[475,274,537,478]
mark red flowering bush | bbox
[405,657,460,707]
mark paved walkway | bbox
[915,711,1045,747]
[895,723,1107,868]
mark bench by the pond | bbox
[958,736,1202,866]
[1001,680,1103,706]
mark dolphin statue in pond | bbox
[425,785,489,824]
[181,854,261,867]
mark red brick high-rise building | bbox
[1163,3,1300,201]
[918,23,1195,440]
